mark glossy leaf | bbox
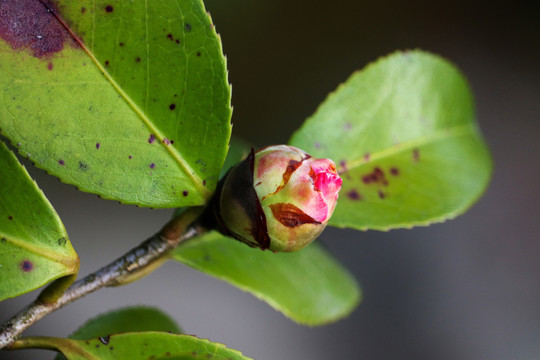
[0,0,231,207]
[0,141,78,301]
[172,231,360,325]
[290,50,492,230]
[20,333,251,360]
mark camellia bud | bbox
[209,145,342,252]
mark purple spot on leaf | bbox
[169,103,176,110]
[96,142,101,149]
[148,134,156,144]
[128,155,133,159]
[413,148,420,162]
[363,153,371,162]
[390,167,400,176]
[182,190,188,196]
[0,0,75,58]
[362,167,388,186]
[105,5,113,12]
[149,163,155,169]
[58,159,65,165]
[20,260,33,272]
[347,189,362,201]
[378,190,386,199]
[47,62,53,70]
[163,138,170,145]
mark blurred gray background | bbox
[1,0,539,359]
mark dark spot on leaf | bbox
[119,42,124,47]
[47,62,53,70]
[169,103,176,110]
[378,190,386,199]
[269,203,321,228]
[96,142,101,149]
[8,216,13,220]
[362,167,388,186]
[347,189,362,201]
[1,237,7,243]
[78,161,88,171]
[166,33,173,41]
[81,7,86,14]
[196,51,201,57]
[95,344,100,348]
[203,180,206,186]
[182,190,188,196]
[99,335,110,345]
[148,134,156,144]
[105,5,113,12]
[135,56,141,62]
[175,39,180,44]
[390,167,400,176]
[110,346,114,350]
[0,0,75,58]
[20,260,33,272]
[128,155,133,159]
[58,237,67,246]
[170,140,174,144]
[58,159,65,165]
[185,23,192,32]
[17,142,21,146]
[413,148,420,162]
[149,163,155,169]
[105,60,109,66]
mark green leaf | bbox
[68,306,181,339]
[0,0,231,207]
[0,141,78,301]
[54,306,181,360]
[172,231,360,325]
[20,333,251,360]
[289,50,492,230]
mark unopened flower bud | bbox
[208,145,342,252]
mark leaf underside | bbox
[0,141,78,301]
[0,0,231,207]
[290,50,492,230]
[172,231,361,326]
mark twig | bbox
[0,207,205,349]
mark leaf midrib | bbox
[340,123,476,173]
[0,231,77,269]
[52,8,210,200]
